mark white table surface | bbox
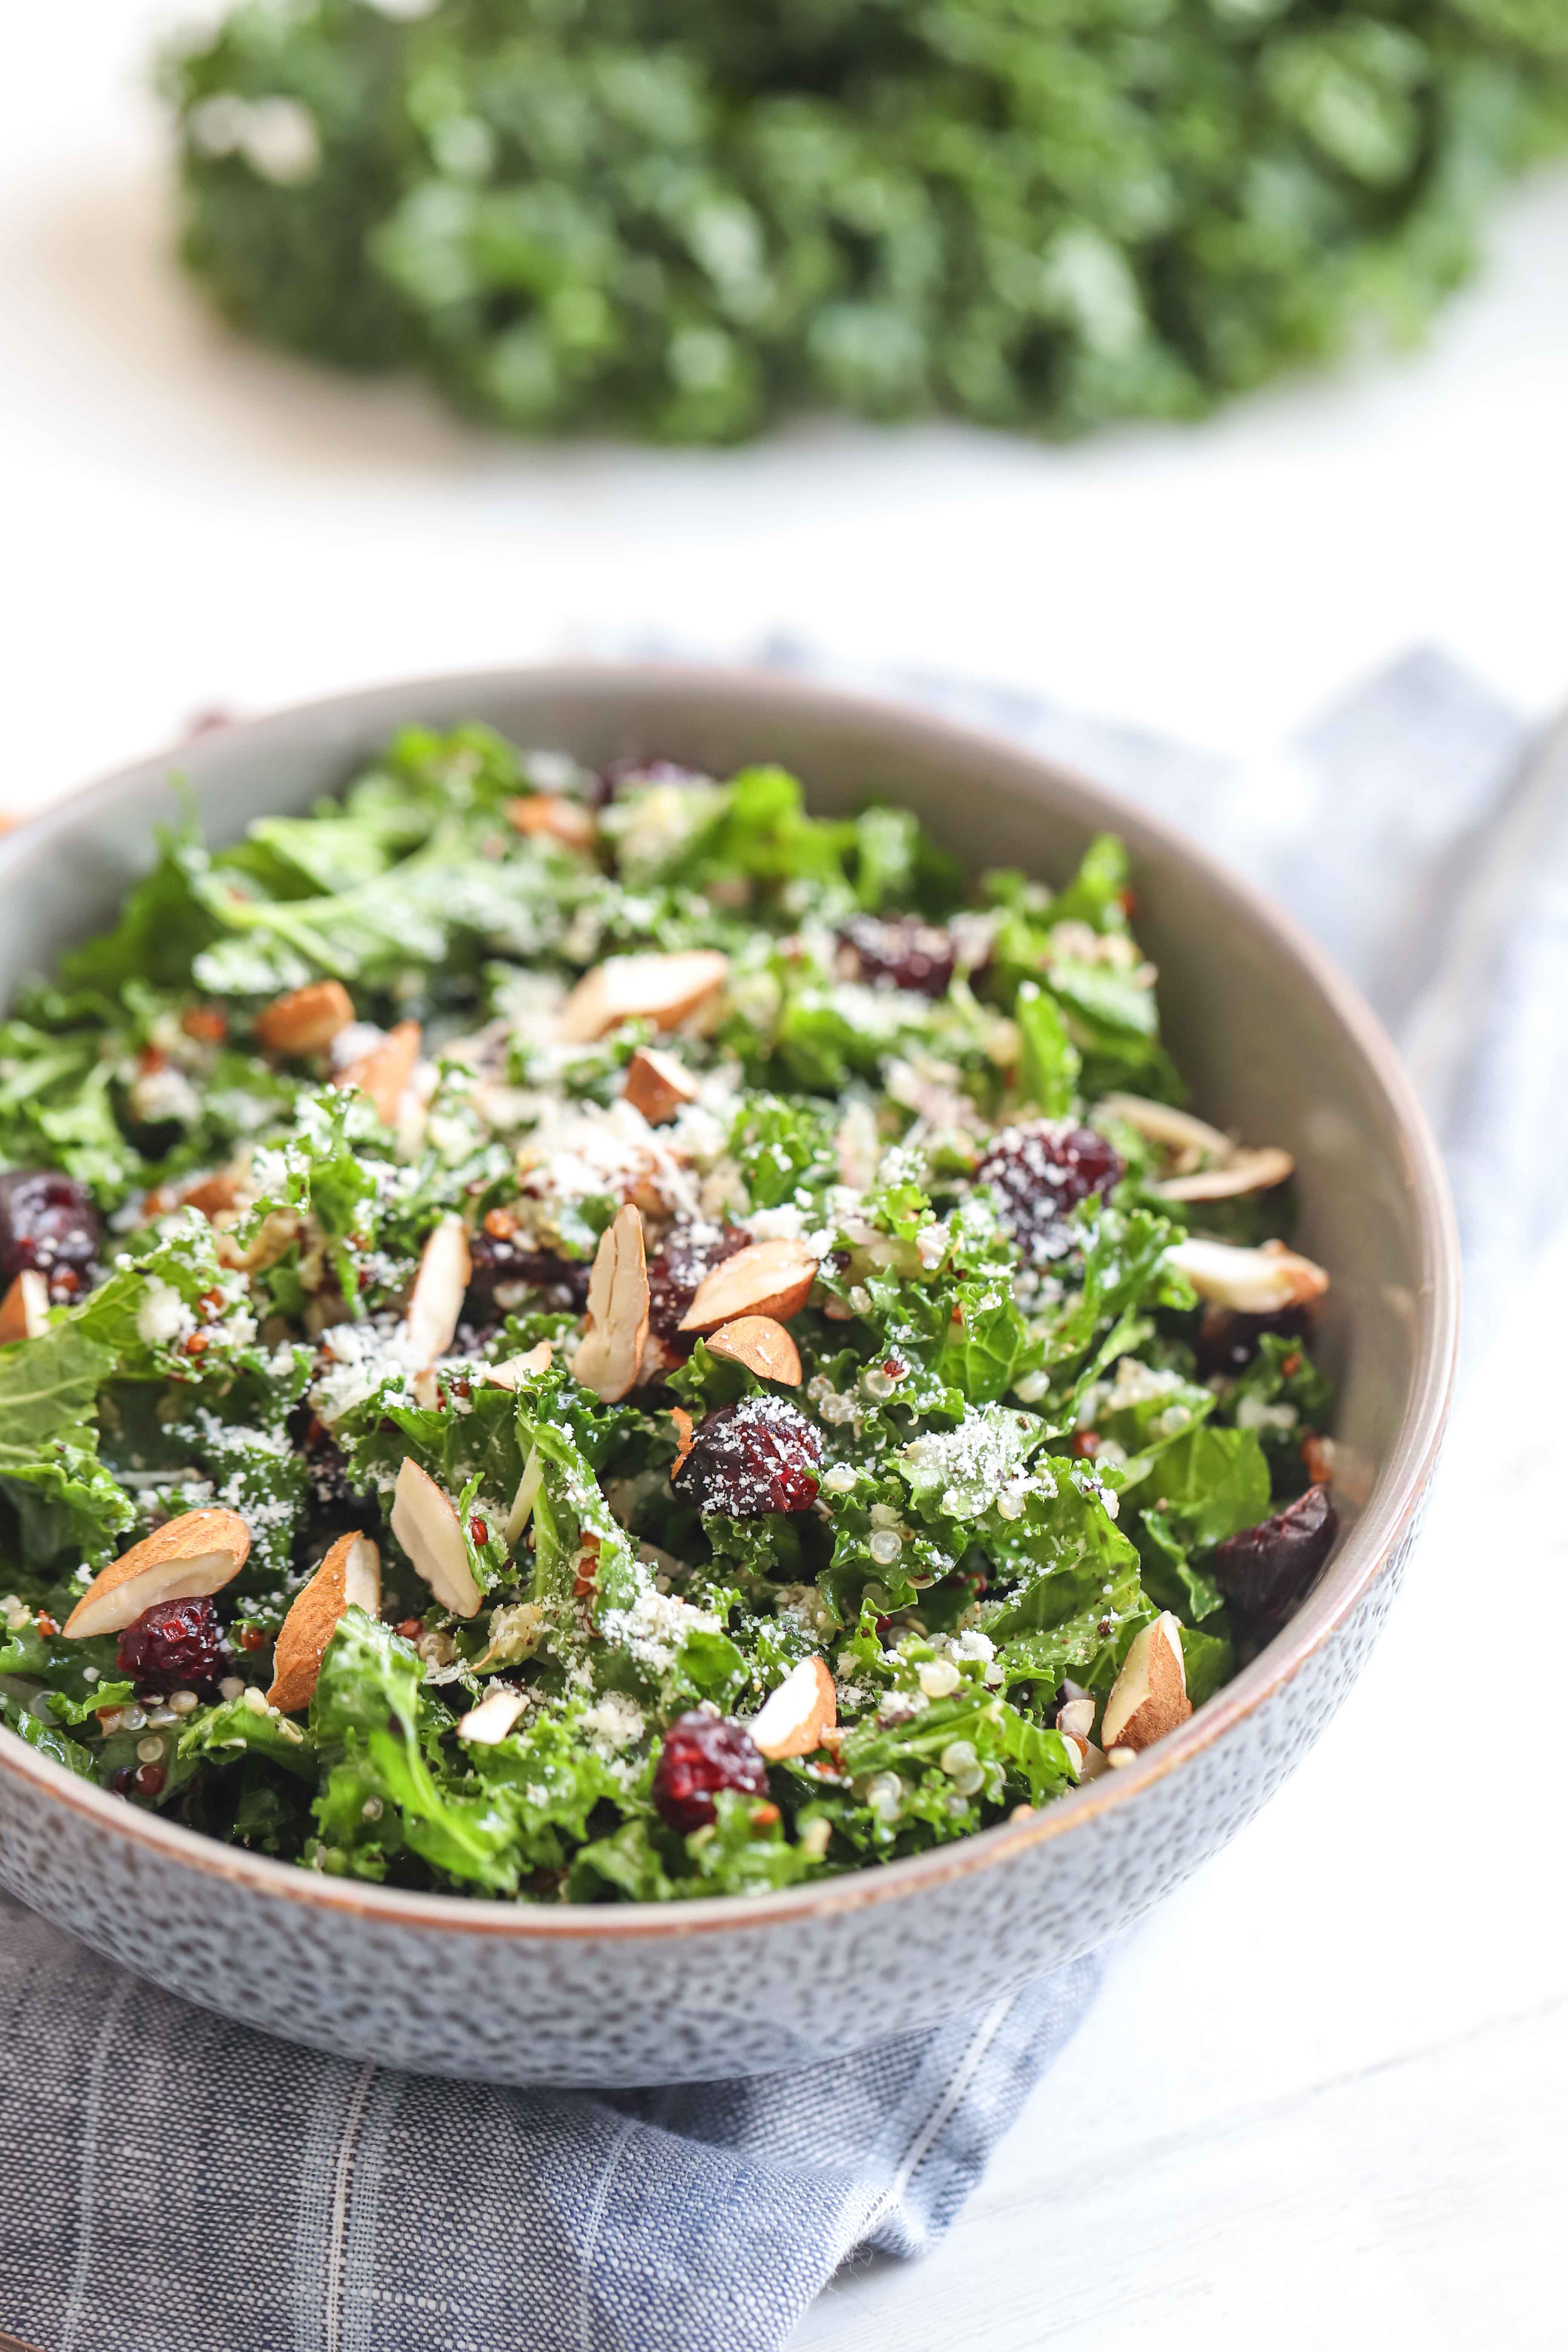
[5,9,1567,2346]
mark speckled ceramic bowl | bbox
[0,666,1458,2086]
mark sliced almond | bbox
[336,1019,422,1127]
[706,1315,802,1386]
[678,1237,818,1334]
[572,1204,650,1403]
[749,1655,836,1761]
[256,979,355,1058]
[403,1214,472,1368]
[178,1165,253,1222]
[1056,1695,1096,1743]
[482,1342,554,1391]
[504,794,597,854]
[1158,1146,1294,1203]
[559,951,729,1045]
[622,1045,699,1125]
[390,1458,482,1618]
[504,1447,543,1548]
[1165,1235,1328,1314]
[456,1684,529,1745]
[1101,1612,1191,1753]
[0,1269,50,1344]
[266,1531,381,1713]
[1099,1093,1231,1169]
[63,1508,251,1640]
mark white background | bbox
[4,8,1566,2346]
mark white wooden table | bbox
[5,11,1567,2343]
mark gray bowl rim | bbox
[0,659,1461,1942]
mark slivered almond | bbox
[266,1531,380,1714]
[572,1204,650,1403]
[482,1342,554,1391]
[1158,1146,1294,1203]
[404,1214,472,1367]
[559,951,729,1045]
[505,794,597,853]
[256,980,355,1058]
[1101,1613,1191,1753]
[678,1238,818,1334]
[1165,1236,1328,1314]
[457,1685,529,1745]
[707,1315,802,1386]
[0,1269,49,1344]
[63,1508,251,1640]
[750,1655,836,1761]
[622,1046,698,1125]
[336,1019,422,1127]
[390,1459,482,1617]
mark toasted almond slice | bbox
[573,1204,650,1403]
[456,1685,529,1745]
[678,1237,818,1334]
[1165,1235,1329,1314]
[63,1508,251,1640]
[504,794,597,853]
[1099,1093,1231,1169]
[1056,1695,1096,1743]
[404,1214,472,1368]
[0,1269,50,1344]
[559,951,729,1045]
[622,1045,699,1126]
[706,1315,802,1386]
[750,1655,836,1761]
[1158,1145,1294,1203]
[1101,1612,1191,1753]
[178,1165,253,1222]
[266,1531,380,1713]
[505,1447,543,1548]
[390,1459,482,1618]
[336,1019,422,1127]
[482,1342,554,1391]
[256,979,355,1058]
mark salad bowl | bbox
[0,665,1458,2085]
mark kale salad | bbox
[0,729,1339,1902]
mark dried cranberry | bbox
[1211,1484,1338,1630]
[672,1396,822,1519]
[0,1170,101,1300]
[652,1710,769,1833]
[975,1122,1122,1265]
[467,1227,591,1313]
[836,914,957,998]
[116,1596,228,1694]
[1194,1306,1310,1380]
[646,1222,748,1343]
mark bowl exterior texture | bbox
[0,666,1457,2086]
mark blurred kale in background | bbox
[161,0,1568,443]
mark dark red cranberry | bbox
[467,1227,591,1313]
[1211,1484,1338,1630]
[1194,1305,1310,1380]
[652,1710,770,1833]
[975,1122,1122,1265]
[116,1595,228,1694]
[836,913,957,998]
[0,1169,101,1300]
[672,1396,822,1518]
[646,1222,748,1343]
